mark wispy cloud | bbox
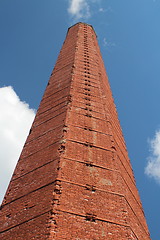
[99,7,105,12]
[99,6,113,13]
[145,129,160,183]
[68,0,90,20]
[0,86,35,204]
[103,37,116,48]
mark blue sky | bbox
[0,0,160,239]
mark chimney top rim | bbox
[67,22,97,37]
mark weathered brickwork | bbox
[0,22,150,239]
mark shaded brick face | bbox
[0,23,150,239]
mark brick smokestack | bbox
[0,22,151,239]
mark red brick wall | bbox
[0,23,150,239]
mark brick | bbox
[59,158,124,194]
[56,182,127,225]
[49,211,137,240]
[0,184,54,232]
[64,140,114,167]
[0,212,51,240]
[13,143,60,179]
[3,160,59,204]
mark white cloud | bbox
[0,86,35,204]
[145,129,160,183]
[67,0,107,20]
[68,0,91,20]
